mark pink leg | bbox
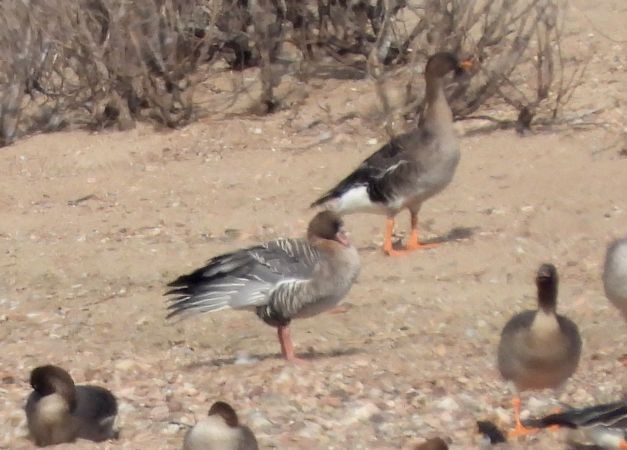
[277,325,308,364]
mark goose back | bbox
[603,238,627,319]
[167,236,359,325]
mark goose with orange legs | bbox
[311,52,473,256]
[497,264,582,438]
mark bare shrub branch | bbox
[0,0,590,147]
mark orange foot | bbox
[619,439,627,449]
[383,239,438,256]
[508,422,539,438]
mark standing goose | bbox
[25,365,118,446]
[183,401,258,450]
[311,52,473,256]
[603,237,627,321]
[524,401,627,449]
[497,264,582,437]
[166,211,360,363]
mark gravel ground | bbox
[0,1,626,449]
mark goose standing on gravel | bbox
[497,264,582,437]
[183,401,258,450]
[166,211,360,363]
[524,401,627,449]
[25,365,118,446]
[603,237,627,322]
[310,52,474,256]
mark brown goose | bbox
[25,365,118,446]
[183,401,258,450]
[603,237,627,321]
[497,264,582,437]
[414,437,448,450]
[311,52,473,256]
[166,211,360,363]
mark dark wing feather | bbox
[525,401,627,429]
[165,238,320,318]
[311,130,428,207]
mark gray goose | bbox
[166,211,360,363]
[183,401,258,450]
[311,52,473,256]
[525,401,627,449]
[497,264,582,437]
[603,237,627,322]
[25,365,118,446]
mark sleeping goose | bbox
[166,211,360,363]
[25,365,118,446]
[311,52,473,256]
[183,401,258,450]
[497,263,582,437]
[414,437,449,450]
[603,237,627,321]
[524,401,627,449]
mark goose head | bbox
[30,365,77,410]
[414,437,449,450]
[536,263,558,313]
[425,52,474,80]
[208,401,239,427]
[307,211,350,247]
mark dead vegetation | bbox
[0,0,588,147]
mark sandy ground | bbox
[1,1,626,449]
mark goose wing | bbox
[166,238,321,318]
[311,130,432,207]
[525,401,627,429]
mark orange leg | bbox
[383,217,405,256]
[404,212,438,250]
[508,396,539,437]
[277,325,308,364]
[619,440,627,449]
[383,214,437,256]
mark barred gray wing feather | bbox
[166,238,320,319]
[525,401,627,429]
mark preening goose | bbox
[525,401,627,449]
[311,52,473,256]
[183,401,258,450]
[166,211,360,363]
[497,264,582,437]
[603,237,627,321]
[25,365,118,446]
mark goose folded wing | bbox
[166,238,320,317]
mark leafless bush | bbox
[0,0,217,145]
[0,0,587,147]
[367,0,589,133]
